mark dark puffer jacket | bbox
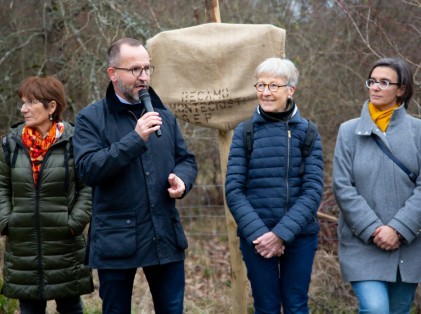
[0,121,93,300]
[225,106,324,245]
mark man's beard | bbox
[117,80,139,103]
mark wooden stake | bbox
[204,1,248,313]
[205,0,221,23]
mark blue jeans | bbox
[351,272,417,314]
[98,261,185,314]
[19,296,83,314]
[240,234,318,314]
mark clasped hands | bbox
[253,231,285,259]
[372,225,401,251]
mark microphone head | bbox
[138,88,150,100]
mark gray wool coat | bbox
[333,101,421,283]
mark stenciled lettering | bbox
[181,88,230,103]
[169,97,247,125]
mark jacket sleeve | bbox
[225,123,269,246]
[333,123,382,243]
[386,118,421,244]
[271,131,324,243]
[388,178,421,244]
[171,119,197,196]
[0,137,12,235]
[73,107,148,186]
[68,171,92,236]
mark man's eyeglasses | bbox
[17,99,45,110]
[254,82,288,92]
[113,66,155,77]
[365,79,399,90]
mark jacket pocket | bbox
[94,212,136,259]
[171,212,188,250]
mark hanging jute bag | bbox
[147,23,286,131]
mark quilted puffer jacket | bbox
[225,105,324,245]
[0,121,93,300]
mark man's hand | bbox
[135,112,162,141]
[168,173,186,199]
[253,232,285,258]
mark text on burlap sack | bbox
[168,88,248,126]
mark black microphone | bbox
[138,88,162,137]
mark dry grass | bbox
[75,236,236,314]
[309,250,356,313]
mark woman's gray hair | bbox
[255,57,299,87]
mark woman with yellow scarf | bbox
[333,58,419,314]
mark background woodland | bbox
[0,0,420,313]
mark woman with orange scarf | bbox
[0,76,93,313]
[333,58,420,313]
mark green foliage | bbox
[203,266,212,279]
[83,305,102,314]
[0,280,18,314]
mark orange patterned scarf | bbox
[22,122,64,185]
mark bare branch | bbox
[0,32,43,66]
[335,0,381,58]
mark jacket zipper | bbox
[285,124,291,211]
[14,136,67,299]
[13,139,46,299]
[35,143,58,299]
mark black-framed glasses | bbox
[113,65,155,77]
[17,99,45,110]
[365,78,399,90]
[254,82,288,92]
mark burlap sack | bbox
[147,23,285,131]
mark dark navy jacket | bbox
[225,106,323,246]
[73,83,197,269]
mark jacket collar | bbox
[355,100,407,136]
[105,82,166,114]
[254,99,300,124]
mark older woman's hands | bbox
[253,232,285,258]
[372,225,401,251]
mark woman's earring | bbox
[49,114,53,121]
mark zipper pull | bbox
[288,130,291,138]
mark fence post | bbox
[204,2,249,313]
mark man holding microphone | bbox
[73,38,198,314]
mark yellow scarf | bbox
[368,102,399,132]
